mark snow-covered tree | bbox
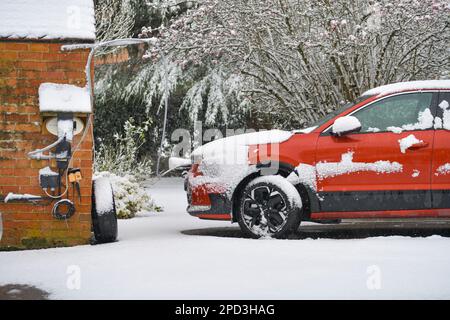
[94,0,136,54]
[141,0,450,128]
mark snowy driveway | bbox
[1,178,450,299]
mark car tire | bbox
[91,177,118,244]
[237,175,302,239]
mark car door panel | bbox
[432,92,450,210]
[315,92,436,213]
[316,131,434,211]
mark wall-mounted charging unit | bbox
[55,113,73,170]
[24,111,79,218]
[45,116,84,137]
[12,82,95,220]
[39,166,59,191]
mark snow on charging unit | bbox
[4,82,94,223]
[8,83,94,220]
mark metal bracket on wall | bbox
[1,193,51,205]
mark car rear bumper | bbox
[185,177,232,221]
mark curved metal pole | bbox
[155,54,170,176]
[63,38,169,177]
[63,38,157,111]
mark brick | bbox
[68,61,87,71]
[42,53,62,61]
[81,160,93,168]
[30,160,48,169]
[0,176,16,186]
[15,123,41,132]
[65,71,85,79]
[18,186,44,194]
[79,222,92,230]
[28,114,41,122]
[44,71,66,81]
[15,159,32,168]
[5,113,29,122]
[48,43,63,53]
[10,212,39,221]
[18,52,43,60]
[15,95,36,105]
[4,150,28,161]
[0,168,14,175]
[0,51,18,60]
[13,140,33,151]
[0,159,15,168]
[16,176,31,186]
[0,105,18,112]
[51,230,81,238]
[19,61,47,71]
[17,70,40,80]
[0,141,15,149]
[79,213,92,222]
[29,43,50,53]
[75,150,92,160]
[46,61,65,71]
[15,86,36,96]
[5,78,17,87]
[0,132,16,140]
[3,43,29,51]
[67,79,85,86]
[66,238,90,246]
[18,106,38,114]
[0,123,16,131]
[16,168,38,176]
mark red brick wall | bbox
[95,47,130,65]
[0,41,94,249]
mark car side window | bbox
[352,92,434,133]
[437,92,450,130]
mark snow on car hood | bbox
[189,130,293,197]
[192,129,293,163]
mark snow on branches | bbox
[139,0,450,128]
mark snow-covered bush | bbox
[95,171,161,219]
[95,118,152,179]
[94,118,161,218]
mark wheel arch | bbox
[230,161,312,222]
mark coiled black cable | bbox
[52,199,76,220]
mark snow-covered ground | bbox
[1,178,450,299]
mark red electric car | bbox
[182,80,450,238]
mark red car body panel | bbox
[186,86,450,221]
[315,130,434,192]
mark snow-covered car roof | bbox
[363,80,450,97]
[0,0,95,41]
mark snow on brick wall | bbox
[0,0,95,41]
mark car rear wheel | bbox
[238,175,302,239]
